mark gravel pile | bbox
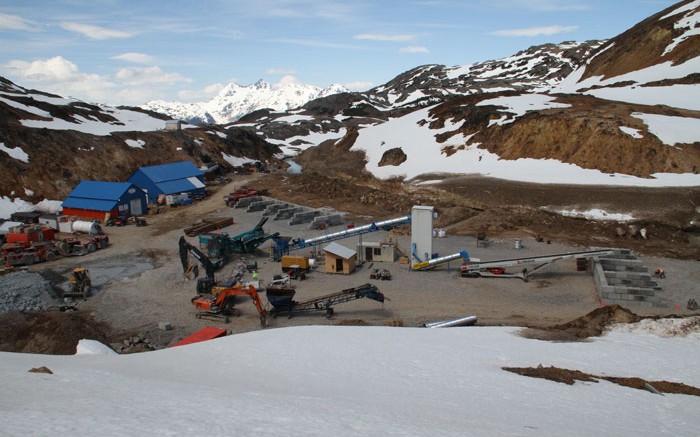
[0,271,58,313]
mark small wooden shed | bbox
[323,242,357,275]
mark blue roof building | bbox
[128,161,206,204]
[62,181,148,221]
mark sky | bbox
[0,0,679,106]
[2,321,699,435]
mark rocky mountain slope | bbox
[238,0,700,182]
[142,78,347,124]
[0,77,282,202]
[0,0,699,209]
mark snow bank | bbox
[1,325,698,436]
[610,316,700,338]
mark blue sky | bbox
[0,0,677,106]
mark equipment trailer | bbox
[266,283,387,318]
[460,249,617,281]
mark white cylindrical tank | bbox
[72,220,100,235]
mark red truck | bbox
[1,225,59,265]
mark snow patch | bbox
[75,339,117,355]
[0,196,34,220]
[619,126,643,139]
[555,208,635,222]
[0,142,29,163]
[221,152,256,167]
[207,130,227,139]
[631,113,700,146]
[124,139,145,149]
[476,93,570,125]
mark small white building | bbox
[165,120,183,131]
[357,241,396,263]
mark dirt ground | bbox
[4,172,700,354]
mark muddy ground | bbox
[2,171,699,355]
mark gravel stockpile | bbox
[0,271,58,313]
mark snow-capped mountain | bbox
[1,0,699,206]
[143,77,348,124]
[242,1,700,184]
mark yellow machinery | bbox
[64,267,92,299]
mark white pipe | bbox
[424,315,477,328]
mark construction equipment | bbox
[459,249,617,281]
[369,268,392,280]
[280,255,310,272]
[1,241,58,266]
[56,235,109,256]
[179,236,219,294]
[412,250,470,271]
[62,267,92,299]
[266,283,387,318]
[272,215,411,260]
[191,284,267,325]
[199,217,279,265]
[1,225,59,266]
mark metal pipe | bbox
[424,315,477,328]
[414,249,469,270]
[298,215,411,248]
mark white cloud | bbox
[267,67,299,75]
[491,0,589,11]
[177,83,224,102]
[60,21,132,39]
[273,75,301,89]
[1,56,117,102]
[491,25,579,37]
[400,46,429,53]
[203,83,225,95]
[343,81,374,91]
[0,56,195,105]
[354,33,416,42]
[521,0,588,11]
[114,66,191,86]
[111,52,155,64]
[0,13,40,31]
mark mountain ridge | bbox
[142,77,347,124]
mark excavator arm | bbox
[193,284,267,326]
[179,236,218,293]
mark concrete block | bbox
[158,322,172,331]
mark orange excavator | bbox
[191,284,267,326]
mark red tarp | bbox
[169,326,227,348]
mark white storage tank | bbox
[72,220,101,235]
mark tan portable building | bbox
[323,242,357,274]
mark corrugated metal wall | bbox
[411,206,434,264]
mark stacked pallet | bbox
[184,217,234,237]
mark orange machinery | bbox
[191,284,267,326]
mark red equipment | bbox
[191,284,267,325]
